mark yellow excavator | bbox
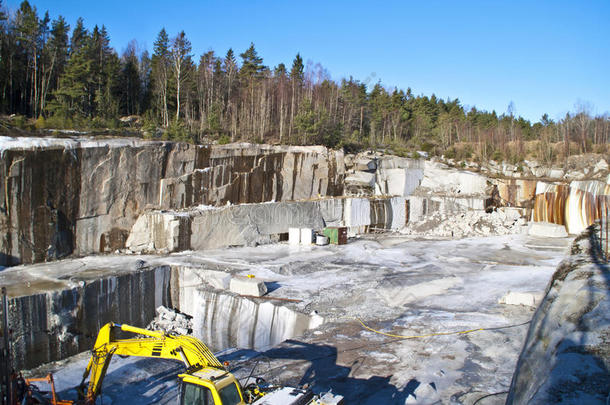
[78,322,246,405]
[16,322,342,405]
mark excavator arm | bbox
[79,322,225,404]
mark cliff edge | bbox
[506,224,609,404]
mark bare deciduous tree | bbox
[171,31,192,121]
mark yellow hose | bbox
[353,317,484,339]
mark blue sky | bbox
[5,0,610,122]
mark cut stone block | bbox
[288,227,301,246]
[499,291,542,308]
[300,228,314,245]
[528,222,568,238]
[229,276,267,297]
[345,171,376,187]
[548,168,564,178]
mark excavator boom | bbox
[80,323,227,403]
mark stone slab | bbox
[528,222,568,238]
[229,276,268,297]
[289,227,301,246]
[498,291,543,308]
[300,228,314,245]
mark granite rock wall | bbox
[3,264,171,370]
[0,138,345,265]
[506,225,609,404]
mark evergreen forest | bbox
[1,1,608,163]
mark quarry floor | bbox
[25,233,571,405]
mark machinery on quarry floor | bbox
[10,322,342,405]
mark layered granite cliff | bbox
[0,138,344,266]
[2,136,607,266]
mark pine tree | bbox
[151,28,170,126]
[95,50,120,119]
[288,53,304,139]
[69,17,86,55]
[239,43,265,81]
[50,33,91,119]
[138,50,151,114]
[289,53,304,83]
[223,48,238,139]
[90,25,119,119]
[39,15,69,116]
[14,0,40,116]
[120,40,141,115]
[223,48,237,99]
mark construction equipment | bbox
[78,322,246,405]
[15,322,342,405]
[15,374,72,405]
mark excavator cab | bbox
[178,369,244,405]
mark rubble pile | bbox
[401,208,526,238]
[147,306,193,335]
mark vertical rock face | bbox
[1,147,81,265]
[160,144,345,208]
[74,142,209,256]
[565,181,610,234]
[506,226,610,404]
[7,265,171,370]
[0,139,209,265]
[494,178,538,208]
[0,138,344,265]
[533,180,610,234]
[174,273,321,352]
[533,182,570,226]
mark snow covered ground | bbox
[23,233,571,404]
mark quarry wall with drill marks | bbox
[1,261,322,370]
[0,138,345,266]
[3,263,172,370]
[2,135,608,264]
[495,178,538,208]
[175,281,322,352]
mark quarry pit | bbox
[1,136,608,404]
[5,233,570,404]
